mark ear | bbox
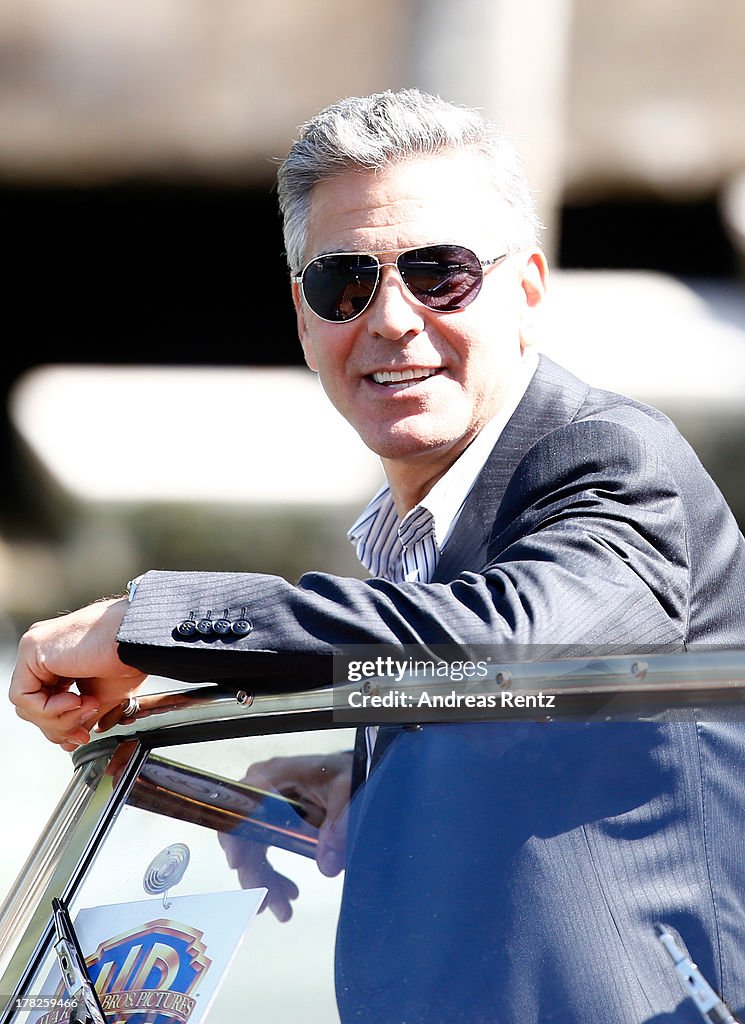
[518,249,549,352]
[292,281,318,372]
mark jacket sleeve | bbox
[116,419,690,685]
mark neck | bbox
[382,445,467,517]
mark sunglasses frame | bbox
[292,244,508,324]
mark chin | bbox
[353,407,477,461]
[363,428,461,462]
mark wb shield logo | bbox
[40,918,212,1024]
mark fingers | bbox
[47,701,101,745]
[13,685,101,748]
[12,684,80,724]
[238,752,353,877]
[240,752,353,816]
[219,752,355,918]
[240,861,299,923]
[316,761,353,876]
[95,701,137,733]
[219,832,299,922]
[317,813,348,877]
[9,599,145,748]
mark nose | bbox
[365,265,425,341]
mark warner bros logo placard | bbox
[32,891,266,1024]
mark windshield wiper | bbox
[656,925,741,1024]
[52,897,108,1024]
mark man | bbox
[10,90,745,1022]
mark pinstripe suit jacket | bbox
[119,356,745,1022]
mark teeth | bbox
[372,367,438,385]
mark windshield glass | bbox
[19,727,355,1024]
[10,713,745,1024]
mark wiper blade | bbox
[52,897,108,1024]
[656,925,740,1024]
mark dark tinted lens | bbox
[398,244,483,311]
[302,254,379,322]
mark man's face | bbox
[292,152,547,475]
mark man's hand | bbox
[9,598,147,752]
[219,752,353,922]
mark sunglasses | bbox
[292,243,507,323]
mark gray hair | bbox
[277,88,541,272]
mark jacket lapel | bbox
[432,356,589,583]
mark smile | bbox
[370,367,441,389]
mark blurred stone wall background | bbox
[0,0,743,629]
[2,1,744,229]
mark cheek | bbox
[468,298,524,363]
[452,317,524,401]
[308,331,355,390]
